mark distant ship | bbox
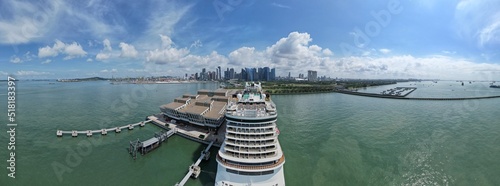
[490,85,500,88]
[215,82,285,186]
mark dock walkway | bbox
[176,140,215,186]
[148,115,223,148]
[56,120,151,137]
[56,114,224,186]
[129,129,176,159]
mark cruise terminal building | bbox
[160,89,236,128]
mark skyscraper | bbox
[270,68,276,81]
[218,66,221,80]
[307,70,317,82]
[202,68,206,81]
[229,68,235,79]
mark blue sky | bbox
[1,0,500,80]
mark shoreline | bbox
[334,89,500,100]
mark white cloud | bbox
[103,39,112,51]
[266,32,313,59]
[454,1,500,46]
[95,39,113,61]
[102,39,113,51]
[0,1,61,44]
[142,51,229,76]
[229,47,256,65]
[323,49,333,56]
[146,35,189,64]
[146,48,189,64]
[58,2,126,41]
[86,58,93,62]
[119,42,138,58]
[160,34,174,49]
[223,32,500,80]
[63,42,87,59]
[179,51,228,69]
[96,53,111,61]
[271,3,291,9]
[23,51,35,61]
[146,5,192,40]
[10,52,37,63]
[0,1,128,44]
[38,40,65,58]
[379,48,391,54]
[137,31,500,80]
[442,50,456,54]
[38,40,87,59]
[10,56,22,63]
[324,55,500,80]
[42,59,52,64]
[263,32,333,70]
[16,70,52,76]
[0,71,8,76]
[100,69,117,73]
[190,40,202,49]
[478,17,500,46]
[131,3,192,51]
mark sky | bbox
[1,0,500,80]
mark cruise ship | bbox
[215,82,285,186]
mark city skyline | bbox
[1,1,500,80]
[192,66,277,81]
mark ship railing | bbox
[217,154,285,170]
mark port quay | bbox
[56,88,234,185]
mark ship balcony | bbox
[226,133,276,141]
[217,153,285,170]
[226,110,278,119]
[226,121,275,128]
[222,150,277,159]
[226,127,275,135]
[225,144,277,154]
[225,139,275,147]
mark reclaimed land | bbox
[334,89,500,100]
[259,80,400,95]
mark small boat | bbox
[490,85,500,88]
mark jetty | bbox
[57,120,151,137]
[380,87,417,97]
[335,89,500,100]
[129,129,176,159]
[56,120,152,137]
[176,140,215,186]
[56,113,226,185]
[147,115,224,148]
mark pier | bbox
[381,87,417,97]
[335,89,500,100]
[129,129,176,159]
[146,114,226,185]
[176,140,215,186]
[56,114,225,185]
[56,120,152,137]
[147,115,224,148]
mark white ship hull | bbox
[215,163,285,186]
[216,82,286,186]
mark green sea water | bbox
[1,81,500,185]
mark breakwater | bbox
[334,90,500,100]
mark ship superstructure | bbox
[215,82,285,186]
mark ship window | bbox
[226,168,274,176]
